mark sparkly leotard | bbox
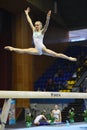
[33,31,46,55]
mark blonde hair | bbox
[35,21,43,29]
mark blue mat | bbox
[7,124,87,130]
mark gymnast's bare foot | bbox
[69,57,77,62]
[4,46,14,51]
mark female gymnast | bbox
[51,104,62,123]
[4,7,77,62]
[34,113,49,126]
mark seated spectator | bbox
[45,78,57,91]
[54,69,64,78]
[57,81,64,91]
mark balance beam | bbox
[0,91,86,99]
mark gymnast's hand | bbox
[47,10,51,17]
[25,7,30,15]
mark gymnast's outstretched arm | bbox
[24,7,35,31]
[42,10,51,34]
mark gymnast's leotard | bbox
[34,115,43,124]
[52,109,61,120]
[33,31,46,55]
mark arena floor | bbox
[5,122,87,130]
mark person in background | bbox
[45,78,57,91]
[34,111,50,126]
[51,104,62,123]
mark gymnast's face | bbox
[34,21,42,31]
[54,105,58,110]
